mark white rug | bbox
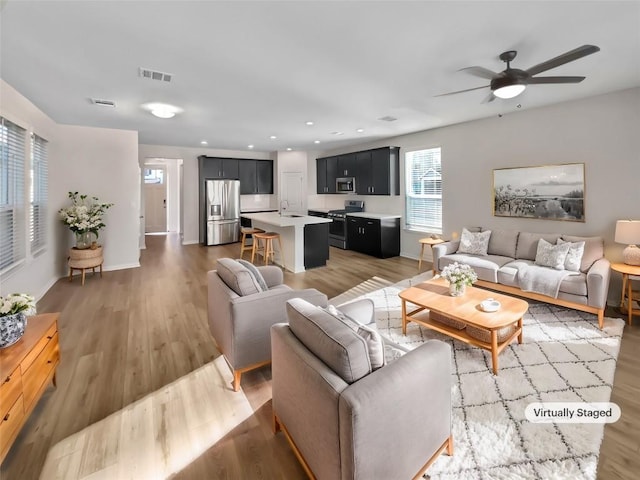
[348,274,625,480]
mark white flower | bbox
[0,293,36,317]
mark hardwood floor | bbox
[1,234,637,479]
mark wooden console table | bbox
[68,246,103,285]
[0,313,60,463]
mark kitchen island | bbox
[241,212,332,273]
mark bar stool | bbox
[252,231,284,267]
[239,227,264,259]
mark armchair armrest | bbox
[432,241,459,273]
[586,257,611,309]
[339,340,452,479]
[334,298,375,326]
[257,265,284,288]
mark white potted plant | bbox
[58,191,113,249]
[440,262,478,296]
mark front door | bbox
[144,167,167,233]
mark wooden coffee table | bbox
[399,277,529,375]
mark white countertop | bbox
[242,212,332,227]
[346,212,402,219]
[240,208,278,213]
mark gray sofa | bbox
[271,297,453,480]
[432,229,611,328]
[208,258,327,391]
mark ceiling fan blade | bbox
[481,92,496,103]
[525,44,600,76]
[458,66,498,79]
[529,76,586,84]
[434,85,489,97]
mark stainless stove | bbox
[328,200,364,249]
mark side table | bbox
[418,237,444,274]
[611,262,640,326]
[68,246,103,286]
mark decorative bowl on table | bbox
[480,298,501,313]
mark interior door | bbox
[280,172,304,214]
[144,167,167,233]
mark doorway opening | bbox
[141,158,183,247]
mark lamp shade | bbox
[615,220,640,245]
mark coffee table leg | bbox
[491,330,498,375]
[402,299,407,335]
[518,318,523,344]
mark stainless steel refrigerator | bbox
[205,179,240,245]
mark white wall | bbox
[138,144,274,244]
[0,80,141,300]
[309,87,640,302]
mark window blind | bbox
[0,117,27,273]
[405,148,442,233]
[30,133,48,254]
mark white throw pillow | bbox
[557,239,585,272]
[534,239,571,270]
[457,228,492,256]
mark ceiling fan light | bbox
[494,84,526,99]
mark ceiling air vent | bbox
[90,98,116,107]
[378,115,398,122]
[139,67,172,83]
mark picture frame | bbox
[492,163,585,222]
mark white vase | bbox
[449,283,466,297]
[0,312,27,349]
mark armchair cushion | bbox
[216,258,264,296]
[287,298,371,384]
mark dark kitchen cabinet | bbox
[256,160,273,194]
[337,153,357,177]
[197,156,239,179]
[346,216,400,258]
[316,156,338,193]
[355,147,399,195]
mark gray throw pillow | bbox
[216,258,262,296]
[534,239,570,270]
[457,228,492,256]
[236,259,268,291]
[557,239,585,272]
[325,305,385,370]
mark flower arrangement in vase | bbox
[0,293,36,348]
[440,262,478,296]
[59,192,113,249]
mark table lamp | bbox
[615,220,640,265]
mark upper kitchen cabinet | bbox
[316,156,338,193]
[197,156,239,179]
[238,159,274,194]
[337,153,357,177]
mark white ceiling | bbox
[1,1,639,153]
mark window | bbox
[0,117,27,273]
[30,133,48,254]
[405,147,442,234]
[144,168,164,184]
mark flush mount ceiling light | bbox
[356,128,364,133]
[286,147,292,151]
[143,103,181,119]
[314,140,320,144]
[247,144,254,149]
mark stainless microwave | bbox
[336,177,355,194]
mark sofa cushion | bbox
[216,258,263,296]
[236,259,269,291]
[516,232,561,260]
[457,228,491,256]
[534,239,571,270]
[286,299,371,384]
[440,254,513,283]
[558,273,588,296]
[325,305,384,370]
[561,235,604,272]
[486,229,519,258]
[557,239,585,272]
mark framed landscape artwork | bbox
[493,163,585,222]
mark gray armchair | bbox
[207,258,327,391]
[271,297,453,480]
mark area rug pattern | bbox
[341,274,625,480]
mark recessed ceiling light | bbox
[200,140,208,145]
[286,147,292,151]
[314,140,321,144]
[356,128,364,133]
[143,102,181,119]
[269,135,277,140]
[305,121,314,126]
[248,144,254,149]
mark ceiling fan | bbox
[436,44,600,102]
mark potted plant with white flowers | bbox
[0,293,36,348]
[440,262,478,297]
[59,192,113,249]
